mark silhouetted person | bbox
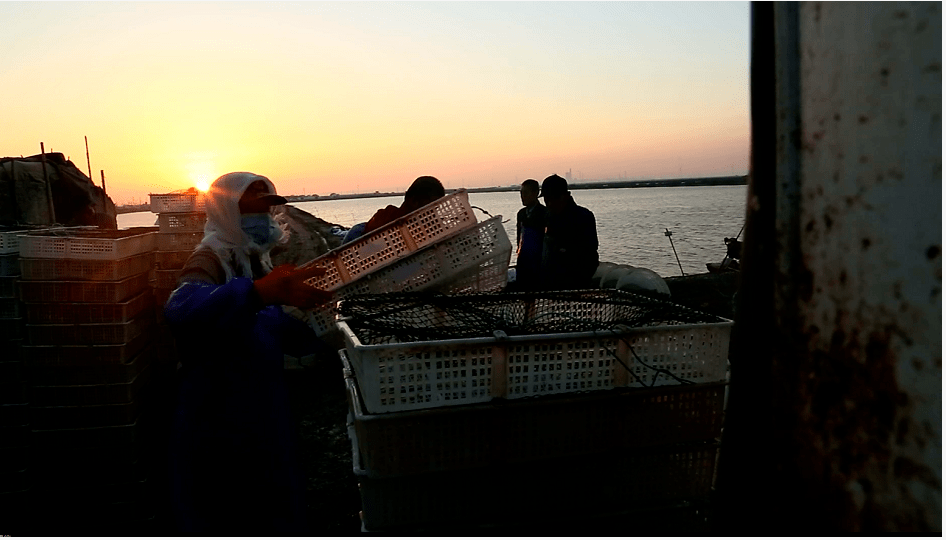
[165,172,331,535]
[514,179,547,290]
[342,176,446,243]
[539,174,598,290]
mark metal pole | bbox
[39,142,56,223]
[100,170,106,194]
[85,136,92,180]
[664,228,685,276]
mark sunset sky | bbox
[2,2,750,204]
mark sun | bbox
[194,175,211,192]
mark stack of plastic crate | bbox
[336,290,733,532]
[15,227,161,530]
[299,189,512,338]
[0,227,31,523]
[149,191,206,311]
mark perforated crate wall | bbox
[156,231,203,252]
[157,212,206,233]
[0,276,18,299]
[30,361,153,407]
[18,272,150,304]
[29,347,153,386]
[150,192,206,213]
[21,326,154,367]
[18,252,154,282]
[306,216,511,337]
[299,190,477,293]
[26,314,154,346]
[343,350,725,479]
[154,269,183,289]
[0,254,19,277]
[17,229,156,260]
[24,291,153,325]
[339,321,731,414]
[0,297,21,319]
[154,250,192,270]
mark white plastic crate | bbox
[305,216,512,337]
[17,228,157,260]
[0,226,89,255]
[299,190,477,293]
[149,192,206,213]
[157,212,206,233]
[338,293,732,414]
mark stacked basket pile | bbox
[149,191,207,311]
[336,290,733,532]
[12,227,166,530]
[299,189,512,338]
[0,227,33,520]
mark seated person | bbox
[342,176,445,243]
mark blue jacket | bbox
[165,275,315,534]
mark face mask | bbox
[241,213,277,248]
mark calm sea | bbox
[119,185,747,277]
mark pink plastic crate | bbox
[18,272,150,303]
[18,252,154,282]
[155,231,203,252]
[26,314,154,346]
[24,291,154,325]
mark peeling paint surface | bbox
[790,1,941,531]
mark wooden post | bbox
[39,142,56,224]
[85,136,92,180]
[100,170,107,194]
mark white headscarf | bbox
[200,172,285,282]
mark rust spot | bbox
[833,171,841,182]
[824,214,834,229]
[894,10,908,19]
[858,115,870,124]
[862,238,871,250]
[813,130,825,141]
[887,168,905,180]
[912,358,923,371]
[893,282,902,300]
[924,62,941,73]
[927,245,940,259]
[880,68,890,77]
[839,270,847,285]
[859,155,869,164]
[806,220,816,232]
[916,20,928,32]
[799,269,814,302]
[834,113,841,121]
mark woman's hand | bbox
[253,264,333,308]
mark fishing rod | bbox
[664,228,685,276]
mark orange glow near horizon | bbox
[1,2,751,205]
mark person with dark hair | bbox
[514,179,547,290]
[164,172,331,535]
[341,176,446,243]
[539,174,599,290]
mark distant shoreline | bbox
[116,175,747,214]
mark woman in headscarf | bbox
[164,172,330,534]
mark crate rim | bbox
[336,317,733,353]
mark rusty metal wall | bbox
[784,1,940,531]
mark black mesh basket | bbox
[338,289,728,346]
